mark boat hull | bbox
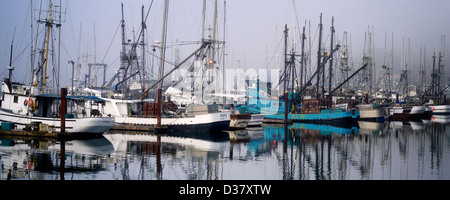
[263,109,359,127]
[112,111,231,133]
[358,108,389,122]
[248,114,264,127]
[432,105,450,115]
[389,106,428,121]
[229,113,252,130]
[0,109,114,134]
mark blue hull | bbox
[264,109,359,127]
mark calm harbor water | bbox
[1,119,450,180]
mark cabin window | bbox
[13,96,18,103]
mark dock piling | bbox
[61,88,67,134]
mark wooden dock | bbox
[0,124,168,140]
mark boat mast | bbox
[30,0,34,88]
[391,32,394,97]
[120,3,127,92]
[431,52,437,96]
[328,17,335,96]
[382,31,388,96]
[141,5,146,88]
[201,0,206,43]
[7,28,16,92]
[32,0,42,91]
[222,0,227,104]
[56,0,62,94]
[157,0,169,127]
[210,0,218,70]
[316,13,323,98]
[41,0,53,93]
[283,24,289,122]
[283,24,289,94]
[159,0,169,90]
[300,21,306,90]
[438,51,442,97]
[94,22,97,87]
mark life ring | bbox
[28,98,34,106]
[24,99,28,106]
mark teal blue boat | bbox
[264,108,359,127]
[245,87,359,127]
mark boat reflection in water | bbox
[2,119,450,180]
[431,115,450,124]
[0,137,114,180]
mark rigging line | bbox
[101,22,121,63]
[124,1,154,47]
[11,27,44,65]
[263,34,284,70]
[138,45,177,68]
[12,39,34,66]
[145,0,155,22]
[59,37,73,62]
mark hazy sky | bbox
[1,0,449,87]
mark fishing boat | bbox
[263,98,359,127]
[101,97,230,133]
[357,103,389,122]
[389,104,427,121]
[0,80,114,134]
[248,114,264,127]
[229,112,252,130]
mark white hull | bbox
[114,111,230,127]
[229,118,250,129]
[229,114,252,129]
[357,104,388,122]
[390,105,426,115]
[248,114,264,126]
[389,105,430,121]
[0,109,114,134]
[432,105,450,115]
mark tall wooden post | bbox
[61,88,67,133]
[157,88,162,127]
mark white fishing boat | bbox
[248,113,264,127]
[389,105,427,121]
[229,112,252,130]
[357,103,389,122]
[0,80,114,134]
[101,97,230,132]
